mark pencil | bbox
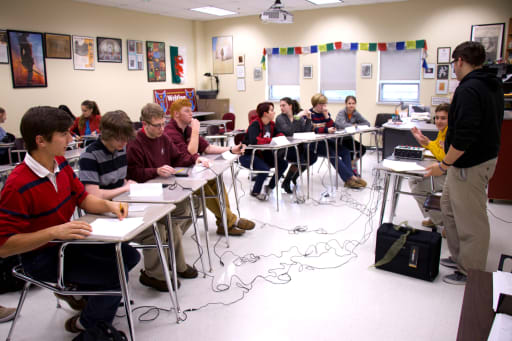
[175,168,185,174]
[120,203,125,215]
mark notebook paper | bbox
[89,217,144,239]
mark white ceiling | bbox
[73,0,405,21]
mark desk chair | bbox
[248,110,258,124]
[218,113,235,134]
[499,254,512,272]
[373,113,393,161]
[205,125,226,146]
[10,138,26,165]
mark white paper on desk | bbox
[488,313,512,341]
[293,132,316,139]
[271,136,289,146]
[424,150,435,158]
[128,204,149,212]
[129,183,163,197]
[221,150,238,161]
[382,159,426,172]
[357,125,371,131]
[89,217,144,238]
[344,126,356,133]
[493,271,512,311]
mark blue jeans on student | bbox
[315,140,354,182]
[239,151,288,194]
[21,243,140,329]
[286,143,318,166]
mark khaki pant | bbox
[441,158,497,275]
[131,198,201,280]
[408,174,446,226]
[198,179,237,229]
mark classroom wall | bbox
[196,0,512,136]
[0,0,198,135]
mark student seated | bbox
[70,100,101,137]
[0,106,140,334]
[239,102,288,201]
[275,97,317,194]
[309,94,366,188]
[409,103,449,232]
[164,99,255,236]
[126,103,204,289]
[335,95,369,164]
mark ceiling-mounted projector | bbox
[260,0,293,24]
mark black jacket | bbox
[446,68,504,168]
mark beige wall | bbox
[0,0,197,135]
[197,0,511,137]
[1,0,511,137]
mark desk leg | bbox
[334,137,339,189]
[379,172,391,226]
[166,214,180,313]
[189,195,206,277]
[152,222,180,323]
[115,243,136,341]
[230,163,241,218]
[294,144,304,203]
[389,175,402,222]
[358,132,363,175]
[307,142,311,200]
[5,282,30,341]
[216,175,230,249]
[200,187,214,270]
[274,150,279,212]
[324,140,334,192]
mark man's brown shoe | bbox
[216,226,245,236]
[139,270,180,291]
[55,293,87,311]
[64,314,84,333]
[355,178,367,187]
[422,219,436,228]
[0,305,16,323]
[344,179,364,189]
[177,265,198,279]
[235,218,255,230]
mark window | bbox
[267,54,300,101]
[378,49,422,103]
[320,50,356,102]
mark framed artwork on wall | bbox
[237,55,245,65]
[436,80,448,95]
[73,35,95,70]
[0,30,8,64]
[253,67,262,81]
[44,33,71,59]
[470,23,505,63]
[7,30,47,88]
[361,63,372,78]
[127,39,144,70]
[97,37,122,63]
[303,65,312,79]
[423,63,435,79]
[437,64,449,79]
[437,47,451,64]
[146,41,166,82]
[212,36,233,74]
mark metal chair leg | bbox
[115,243,136,341]
[6,282,31,341]
[189,195,206,277]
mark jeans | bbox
[240,151,288,194]
[341,136,366,160]
[285,143,318,166]
[315,140,354,182]
[22,243,140,329]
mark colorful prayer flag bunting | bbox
[311,45,318,53]
[369,43,377,51]
[396,42,405,50]
[359,43,369,51]
[378,43,387,51]
[406,40,416,49]
[279,47,287,55]
[287,47,294,55]
[350,43,358,51]
[326,43,334,51]
[335,42,342,50]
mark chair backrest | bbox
[499,254,512,272]
[132,121,143,131]
[222,113,235,131]
[375,113,393,128]
[248,110,258,123]
[207,125,220,135]
[234,132,246,146]
[14,138,25,150]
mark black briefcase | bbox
[374,223,442,281]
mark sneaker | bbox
[139,270,180,291]
[55,293,88,311]
[422,219,436,228]
[440,257,458,269]
[344,179,364,189]
[177,265,198,279]
[235,218,255,230]
[64,314,84,333]
[443,271,467,285]
[250,192,268,201]
[355,178,367,187]
[216,226,245,236]
[0,305,16,323]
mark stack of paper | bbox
[357,125,371,131]
[493,271,512,311]
[344,126,356,133]
[222,150,238,161]
[382,159,426,172]
[130,183,163,197]
[293,132,316,139]
[271,136,290,146]
[89,217,144,239]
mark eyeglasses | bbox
[146,122,165,129]
[450,58,459,66]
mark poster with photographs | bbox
[437,64,449,79]
[97,37,122,63]
[127,39,144,70]
[471,23,505,63]
[146,41,165,82]
[423,63,435,79]
[44,33,71,59]
[7,30,47,88]
[0,30,9,64]
[212,36,233,74]
[73,35,95,70]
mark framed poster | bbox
[0,30,9,64]
[73,35,95,70]
[146,41,165,82]
[436,80,448,95]
[470,23,505,63]
[253,67,262,81]
[127,40,144,70]
[44,33,71,59]
[423,63,435,79]
[361,63,372,79]
[237,54,245,65]
[97,37,122,63]
[437,47,451,64]
[437,64,449,79]
[7,30,47,88]
[212,36,233,74]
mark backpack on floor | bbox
[72,321,128,341]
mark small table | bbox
[382,121,438,159]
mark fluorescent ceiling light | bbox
[307,0,342,4]
[190,6,236,16]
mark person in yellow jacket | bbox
[409,103,449,232]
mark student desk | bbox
[192,111,216,118]
[113,178,210,293]
[377,157,437,226]
[0,142,15,165]
[382,121,438,159]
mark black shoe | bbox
[139,270,180,291]
[282,172,293,194]
[55,293,87,311]
[177,265,198,279]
